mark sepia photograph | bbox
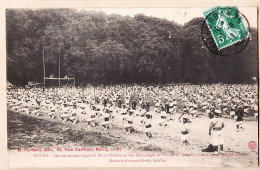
[6,7,259,168]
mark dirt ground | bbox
[7,106,258,167]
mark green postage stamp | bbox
[203,7,250,50]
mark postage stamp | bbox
[201,17,250,56]
[203,7,250,50]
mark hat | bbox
[201,144,215,152]
[183,107,188,112]
[214,110,221,115]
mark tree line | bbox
[6,9,258,85]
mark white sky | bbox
[82,7,257,28]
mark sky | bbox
[81,7,257,28]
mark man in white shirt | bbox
[209,109,224,154]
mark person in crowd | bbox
[209,109,224,154]
[124,110,134,135]
[143,112,152,140]
[101,108,112,131]
[180,115,190,146]
[235,105,244,132]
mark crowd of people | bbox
[7,83,258,153]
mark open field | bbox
[7,106,258,167]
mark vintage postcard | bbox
[1,1,259,169]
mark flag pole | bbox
[59,52,61,87]
[43,47,45,87]
[74,74,76,87]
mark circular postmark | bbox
[201,7,250,56]
[248,141,257,150]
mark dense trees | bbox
[6,9,258,85]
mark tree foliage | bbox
[6,9,258,85]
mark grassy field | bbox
[7,110,162,152]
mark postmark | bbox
[201,7,250,56]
